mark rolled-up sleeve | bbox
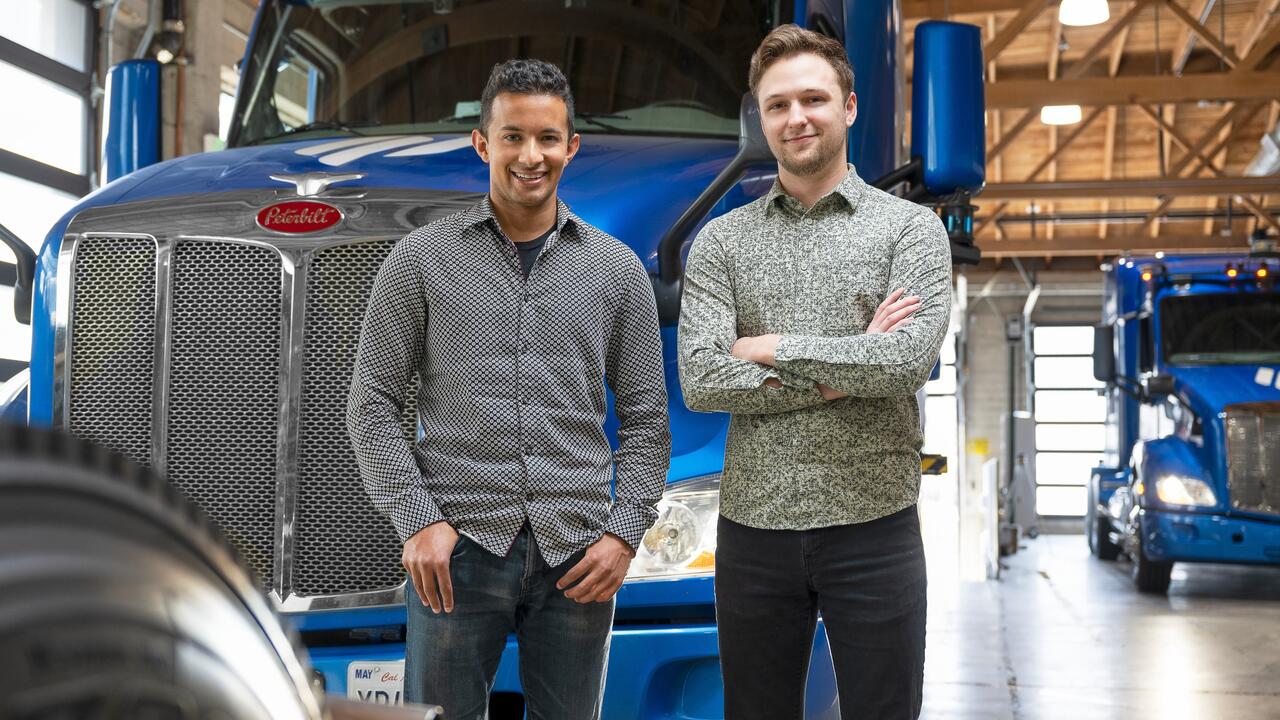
[677,221,826,415]
[346,235,444,543]
[774,211,953,397]
[602,254,673,549]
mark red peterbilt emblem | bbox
[256,200,343,233]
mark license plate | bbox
[347,660,405,705]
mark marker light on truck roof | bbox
[1258,265,1269,279]
[1226,265,1239,279]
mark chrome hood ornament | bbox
[269,171,366,197]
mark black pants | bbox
[715,506,927,720]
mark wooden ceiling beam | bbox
[981,175,1279,199]
[1062,0,1153,80]
[984,0,1056,65]
[1134,104,1279,231]
[1047,11,1063,240]
[1138,102,1270,231]
[1100,23,1132,239]
[980,233,1252,256]
[988,108,1037,161]
[904,0,1030,17]
[1161,0,1239,68]
[983,0,1147,161]
[986,14,1006,240]
[986,71,1280,107]
[1239,0,1280,61]
[977,106,1106,235]
[1171,0,1217,75]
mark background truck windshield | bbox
[1161,292,1280,365]
[231,0,784,146]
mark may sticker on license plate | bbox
[347,660,405,705]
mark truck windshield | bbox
[231,0,784,147]
[1161,292,1280,365]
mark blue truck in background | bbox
[0,0,985,716]
[1088,240,1280,594]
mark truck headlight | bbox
[1155,475,1217,507]
[625,474,719,580]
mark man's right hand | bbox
[403,521,459,614]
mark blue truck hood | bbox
[100,132,742,270]
[1170,364,1280,414]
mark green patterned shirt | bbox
[677,166,952,530]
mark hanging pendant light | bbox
[1040,105,1083,125]
[1059,0,1110,26]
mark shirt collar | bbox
[459,194,580,240]
[763,163,865,217]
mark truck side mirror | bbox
[1092,324,1115,383]
[911,21,985,199]
[0,224,35,325]
[872,21,985,265]
[102,60,162,183]
[652,93,774,324]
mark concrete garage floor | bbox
[921,534,1280,719]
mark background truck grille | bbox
[294,240,414,596]
[1225,402,1280,517]
[65,234,415,600]
[68,236,156,467]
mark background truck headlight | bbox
[1155,475,1217,507]
[626,474,720,580]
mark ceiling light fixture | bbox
[1040,104,1083,125]
[1059,0,1110,26]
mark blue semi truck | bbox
[1088,240,1280,594]
[0,0,984,716]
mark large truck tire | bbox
[1132,534,1173,594]
[1085,484,1121,561]
[1087,508,1121,561]
[0,424,325,720]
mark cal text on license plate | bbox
[347,660,405,705]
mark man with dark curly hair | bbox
[348,59,671,719]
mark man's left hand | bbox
[731,334,782,367]
[557,533,636,603]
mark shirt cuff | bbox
[773,335,807,366]
[603,502,654,551]
[391,485,446,543]
[769,365,818,391]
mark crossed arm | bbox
[677,213,952,412]
[737,287,921,401]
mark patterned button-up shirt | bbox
[677,166,952,530]
[347,196,671,567]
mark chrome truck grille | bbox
[294,240,416,596]
[66,238,156,465]
[58,191,479,610]
[166,241,283,584]
[1225,402,1280,517]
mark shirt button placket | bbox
[519,287,533,507]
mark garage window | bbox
[0,0,94,378]
[1031,325,1103,517]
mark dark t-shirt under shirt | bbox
[514,227,555,279]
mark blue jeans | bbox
[404,526,615,720]
[716,506,928,719]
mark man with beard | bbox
[676,25,952,720]
[348,59,670,719]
